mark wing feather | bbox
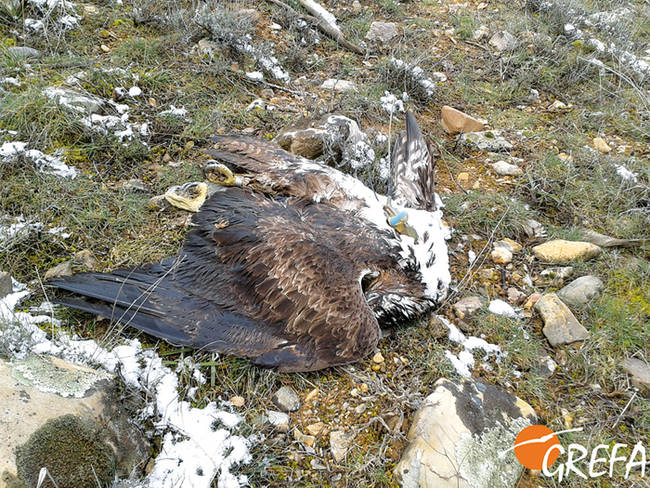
[390,111,437,211]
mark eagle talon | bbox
[204,162,239,186]
[164,182,208,212]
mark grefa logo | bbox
[499,425,647,482]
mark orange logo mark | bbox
[513,425,561,470]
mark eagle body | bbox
[50,113,450,372]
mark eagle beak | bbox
[384,204,419,242]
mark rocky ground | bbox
[0,0,648,487]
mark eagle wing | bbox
[205,135,362,210]
[50,187,389,372]
[390,111,437,211]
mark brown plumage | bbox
[49,112,447,372]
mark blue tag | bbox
[389,211,408,226]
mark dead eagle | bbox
[49,112,450,372]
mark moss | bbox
[15,415,115,488]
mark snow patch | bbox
[0,141,77,178]
[439,316,503,378]
[0,280,254,488]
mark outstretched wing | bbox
[51,188,389,372]
[205,135,369,212]
[390,111,437,211]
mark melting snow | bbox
[488,299,522,318]
[0,141,77,178]
[0,280,253,488]
[439,316,504,378]
[615,164,638,182]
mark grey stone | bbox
[492,160,523,176]
[460,130,514,152]
[557,275,604,308]
[489,31,518,52]
[537,266,574,286]
[0,356,149,487]
[622,358,650,395]
[73,249,98,270]
[330,430,354,462]
[535,293,589,346]
[272,386,300,412]
[266,410,290,431]
[452,296,484,319]
[0,271,12,298]
[7,46,41,59]
[536,355,557,377]
[394,378,536,488]
[44,260,73,280]
[44,86,104,115]
[365,21,399,43]
[320,79,357,92]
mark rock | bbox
[507,287,526,304]
[275,128,326,159]
[275,114,373,166]
[229,395,245,407]
[73,249,98,270]
[472,24,489,41]
[320,79,358,92]
[453,296,484,319]
[535,293,589,346]
[0,271,12,298]
[267,410,290,431]
[557,276,604,308]
[622,358,650,395]
[304,387,319,403]
[0,356,149,488]
[492,160,523,176]
[491,240,514,264]
[330,430,354,462]
[44,87,104,115]
[431,72,447,82]
[593,137,611,153]
[532,240,602,262]
[537,355,557,377]
[237,8,262,24]
[523,292,542,310]
[440,106,485,135]
[272,386,300,412]
[527,89,540,101]
[548,100,569,111]
[488,299,519,318]
[372,352,385,363]
[294,428,316,447]
[579,229,645,248]
[394,378,536,488]
[7,46,41,59]
[537,266,574,286]
[523,219,545,238]
[117,179,148,192]
[44,260,73,280]
[489,31,518,52]
[365,21,399,43]
[305,421,325,436]
[457,172,470,186]
[460,130,513,152]
[500,238,522,253]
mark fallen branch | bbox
[265,0,365,55]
